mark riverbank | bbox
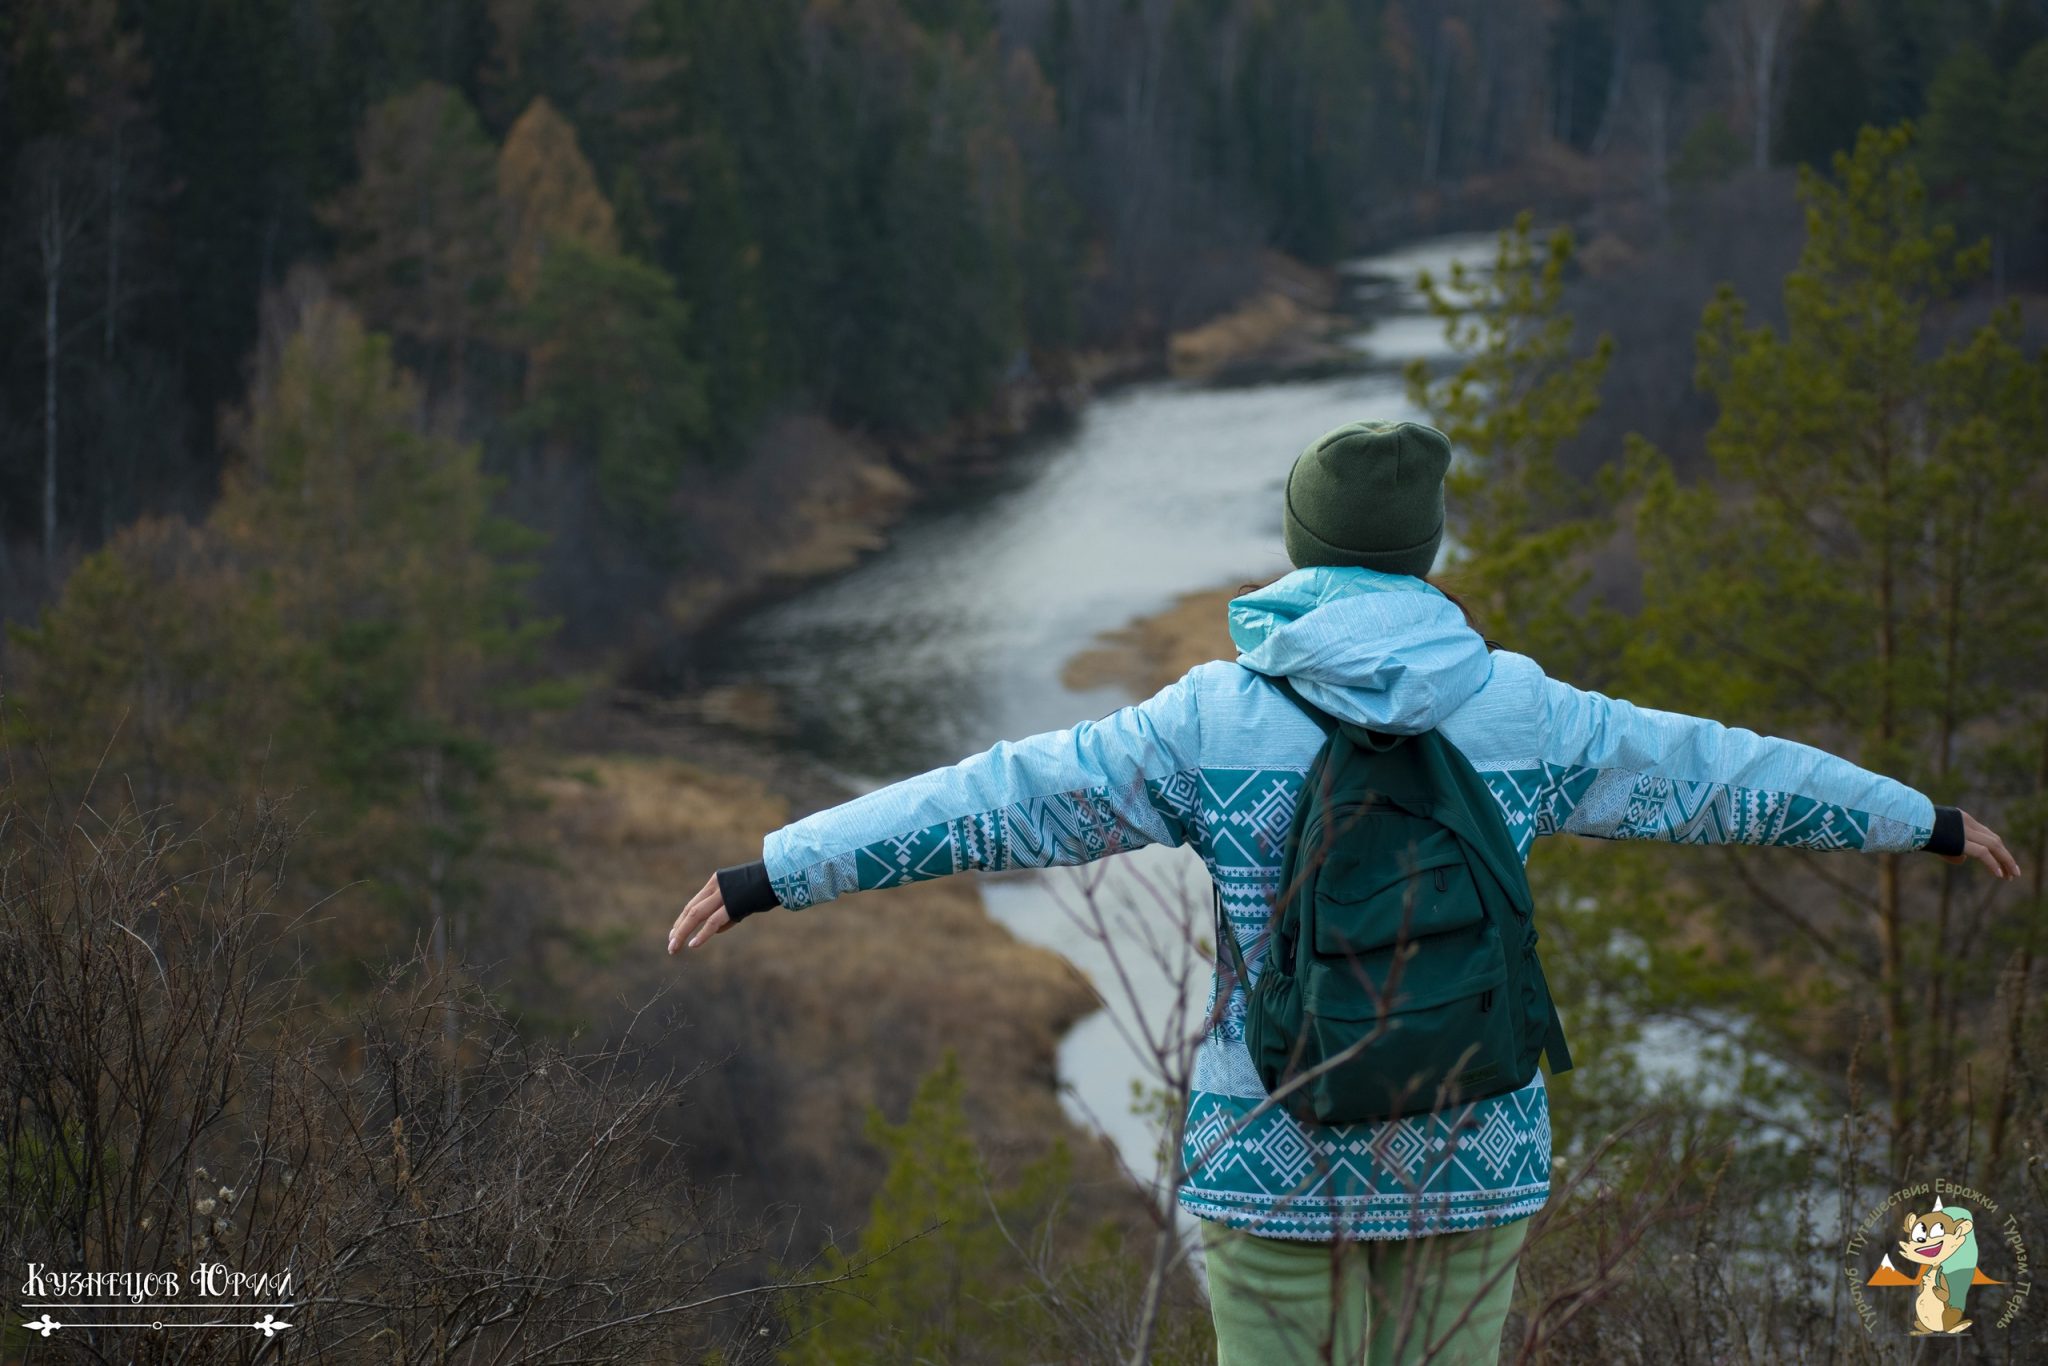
[590,235,1530,1308]
[514,702,1178,1269]
[1166,251,1352,382]
[650,254,1346,681]
[666,234,1510,1201]
[540,258,1354,1290]
[1060,583,1244,697]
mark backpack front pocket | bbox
[1309,809,1479,956]
[1303,922,1505,1021]
[1276,927,1516,1125]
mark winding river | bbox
[706,235,1519,1210]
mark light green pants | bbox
[1200,1214,1530,1366]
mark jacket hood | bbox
[1228,566,1492,733]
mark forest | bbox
[2,0,2047,1361]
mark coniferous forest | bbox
[3,1,2048,1362]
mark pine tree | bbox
[660,123,771,438]
[1404,212,1623,683]
[213,280,554,969]
[1670,109,1748,187]
[1917,44,2006,244]
[1864,0,1939,124]
[2,515,293,817]
[480,0,594,133]
[7,280,557,980]
[1987,0,2048,69]
[1621,126,2048,1170]
[2000,41,2048,260]
[1402,216,1651,1166]
[776,1052,1068,1365]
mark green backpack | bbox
[1216,675,1572,1126]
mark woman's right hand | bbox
[1941,809,2022,880]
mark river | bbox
[700,235,1518,1219]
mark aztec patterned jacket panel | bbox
[761,566,1939,1241]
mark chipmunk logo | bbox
[1878,1205,1987,1334]
[1848,1183,2031,1338]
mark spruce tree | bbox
[518,239,707,557]
[776,1053,1069,1365]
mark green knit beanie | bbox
[1283,419,1451,578]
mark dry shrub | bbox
[0,788,797,1363]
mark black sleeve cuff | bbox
[716,860,782,922]
[1925,805,1965,857]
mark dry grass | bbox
[1169,291,1314,376]
[1167,252,1341,379]
[507,746,1149,1247]
[1062,584,1240,696]
[532,753,790,852]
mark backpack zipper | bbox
[1480,988,1493,1012]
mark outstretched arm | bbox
[669,665,1207,953]
[1530,671,2020,879]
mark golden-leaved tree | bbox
[498,94,618,302]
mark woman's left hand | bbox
[1940,809,2022,881]
[668,874,731,954]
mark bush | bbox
[0,787,789,1363]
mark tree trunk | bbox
[1423,21,1450,183]
[41,193,64,582]
[1875,412,1907,1166]
[105,125,123,362]
[1647,79,1671,219]
[1987,712,2048,1168]
[0,398,10,585]
[1714,0,1789,170]
[1876,853,1908,1164]
[1750,8,1782,169]
[423,749,462,1149]
[1589,32,1630,156]
[1922,525,1967,1098]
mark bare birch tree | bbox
[1710,0,1799,170]
[17,141,99,583]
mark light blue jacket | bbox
[761,567,1940,1240]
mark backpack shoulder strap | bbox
[1545,998,1574,1074]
